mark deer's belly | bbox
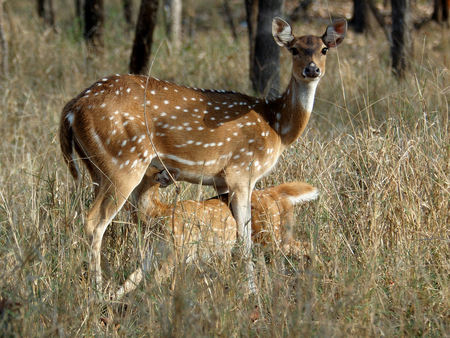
[176,170,227,187]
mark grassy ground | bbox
[0,0,448,336]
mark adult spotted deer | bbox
[59,17,346,292]
[114,174,319,300]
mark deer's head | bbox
[272,17,347,83]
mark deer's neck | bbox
[267,77,319,146]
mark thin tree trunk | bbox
[75,0,83,32]
[162,0,171,37]
[245,0,258,92]
[47,0,54,27]
[252,0,283,98]
[432,0,441,21]
[37,0,45,18]
[129,0,159,74]
[432,0,449,22]
[0,0,8,77]
[223,0,237,40]
[289,0,313,21]
[75,0,82,19]
[171,0,182,50]
[368,0,391,42]
[391,0,412,78]
[122,0,134,30]
[350,0,369,33]
[443,0,449,21]
[84,0,104,51]
[37,0,55,27]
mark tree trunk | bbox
[432,0,440,21]
[171,0,182,50]
[252,0,283,98]
[0,0,8,77]
[84,0,104,51]
[37,0,45,18]
[350,0,369,33]
[75,0,82,22]
[444,0,449,21]
[129,0,159,75]
[245,0,259,92]
[74,0,83,32]
[47,0,54,26]
[37,0,55,27]
[432,0,449,22]
[122,0,134,29]
[289,0,313,21]
[223,0,238,40]
[75,0,82,18]
[162,0,171,37]
[391,0,412,78]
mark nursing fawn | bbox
[115,172,318,300]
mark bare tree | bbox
[129,0,159,74]
[74,0,83,31]
[245,0,258,91]
[391,0,412,78]
[36,0,55,27]
[246,0,283,98]
[0,0,8,77]
[350,0,372,33]
[75,0,82,20]
[171,0,182,49]
[84,0,104,51]
[289,0,313,21]
[432,0,449,23]
[367,0,391,41]
[122,0,134,30]
[223,0,238,40]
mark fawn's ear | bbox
[155,168,180,188]
[272,17,294,47]
[322,18,347,48]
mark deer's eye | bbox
[321,47,328,55]
[289,48,299,56]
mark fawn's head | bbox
[272,17,347,83]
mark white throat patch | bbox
[294,79,320,113]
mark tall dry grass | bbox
[0,0,448,336]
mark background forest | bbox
[0,0,448,336]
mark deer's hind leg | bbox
[74,141,103,197]
[86,169,147,291]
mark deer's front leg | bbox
[229,186,256,293]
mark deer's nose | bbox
[303,62,321,78]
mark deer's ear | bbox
[322,18,347,48]
[272,17,294,47]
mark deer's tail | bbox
[59,102,80,182]
[274,181,319,206]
